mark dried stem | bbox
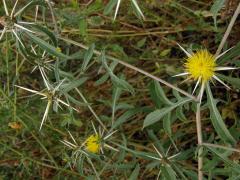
[196,103,203,180]
[215,2,240,57]
[59,37,198,102]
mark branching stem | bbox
[60,37,198,102]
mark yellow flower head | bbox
[175,44,236,102]
[184,50,216,82]
[85,134,101,153]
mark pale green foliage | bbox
[0,0,240,179]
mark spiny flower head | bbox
[85,134,101,154]
[175,44,237,102]
[184,50,216,82]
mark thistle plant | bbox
[174,45,237,102]
[0,0,45,46]
[61,122,118,155]
[61,122,118,178]
[1,0,240,180]
[16,67,78,130]
[145,144,181,179]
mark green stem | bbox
[60,37,198,102]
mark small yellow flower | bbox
[184,50,216,82]
[85,134,101,154]
[175,44,236,101]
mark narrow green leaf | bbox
[147,130,165,153]
[153,80,173,105]
[210,0,225,27]
[95,62,118,86]
[171,164,188,180]
[79,18,87,36]
[143,98,191,128]
[206,146,240,173]
[61,77,88,93]
[182,169,198,180]
[217,74,240,89]
[136,37,146,48]
[64,93,88,106]
[112,84,122,123]
[26,33,70,59]
[112,108,141,129]
[103,0,118,15]
[163,113,172,135]
[176,106,187,121]
[95,74,109,86]
[30,24,58,46]
[161,165,177,180]
[172,89,183,101]
[100,51,135,94]
[113,142,161,160]
[111,75,135,94]
[110,163,136,170]
[218,42,240,65]
[81,44,95,72]
[131,0,145,20]
[77,155,85,175]
[206,83,236,145]
[129,164,140,180]
[149,81,162,108]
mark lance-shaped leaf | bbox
[206,83,236,145]
[143,98,191,128]
[149,80,173,108]
[161,165,177,180]
[26,33,70,59]
[218,42,240,65]
[205,146,240,173]
[100,51,135,94]
[30,24,58,46]
[217,74,240,89]
[210,0,225,27]
[81,43,95,72]
[103,0,118,15]
[129,164,140,180]
[163,113,172,135]
[112,108,144,129]
[61,77,88,93]
[131,0,145,20]
[111,74,135,94]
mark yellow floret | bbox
[184,50,216,82]
[85,134,100,153]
